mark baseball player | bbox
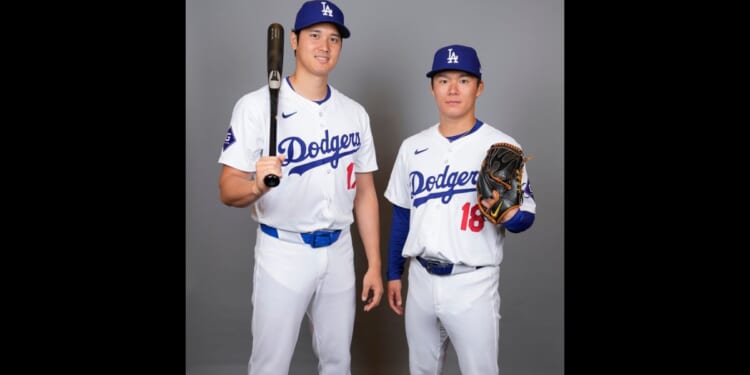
[384,44,537,374]
[217,2,383,374]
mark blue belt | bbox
[416,256,484,276]
[260,223,342,249]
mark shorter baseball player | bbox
[384,44,536,374]
[217,1,383,374]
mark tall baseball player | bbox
[217,2,383,374]
[384,44,537,374]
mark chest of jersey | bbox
[274,97,362,178]
[407,137,485,209]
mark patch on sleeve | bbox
[222,127,236,151]
[524,179,535,199]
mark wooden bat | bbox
[263,23,283,187]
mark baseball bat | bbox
[263,23,284,187]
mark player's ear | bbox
[476,80,484,97]
[290,31,298,51]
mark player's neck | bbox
[289,71,329,102]
[438,115,476,138]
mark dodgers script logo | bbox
[278,129,361,175]
[320,2,333,17]
[446,48,459,64]
[410,165,478,207]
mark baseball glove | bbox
[477,142,526,224]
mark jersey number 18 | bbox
[460,202,484,232]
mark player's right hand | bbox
[254,155,285,193]
[387,280,404,316]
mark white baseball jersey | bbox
[219,77,378,232]
[219,77,377,375]
[384,121,536,267]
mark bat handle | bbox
[263,128,280,187]
[263,174,280,187]
[264,87,280,188]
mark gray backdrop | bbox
[186,0,563,374]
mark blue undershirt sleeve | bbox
[503,210,535,233]
[387,204,410,281]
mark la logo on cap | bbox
[321,1,333,17]
[447,48,459,64]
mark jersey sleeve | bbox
[354,109,378,173]
[383,142,412,209]
[217,92,266,172]
[519,164,536,214]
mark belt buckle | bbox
[310,230,336,248]
[423,258,452,276]
[424,259,439,274]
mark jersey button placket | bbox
[318,109,333,218]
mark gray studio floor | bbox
[188,350,467,375]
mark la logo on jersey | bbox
[446,48,459,64]
[320,2,333,17]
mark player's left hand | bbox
[479,190,500,211]
[480,192,519,223]
[477,143,526,224]
[361,268,383,312]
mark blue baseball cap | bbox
[293,1,350,39]
[426,44,482,79]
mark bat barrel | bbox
[267,23,284,90]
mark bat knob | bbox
[263,174,280,187]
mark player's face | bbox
[431,72,484,120]
[291,23,342,77]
